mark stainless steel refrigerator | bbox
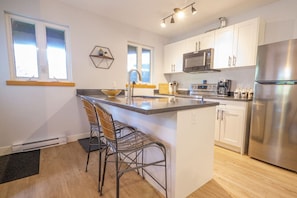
[249,39,297,172]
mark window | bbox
[127,43,152,83]
[6,13,71,82]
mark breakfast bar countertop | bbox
[80,94,219,115]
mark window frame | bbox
[5,12,73,83]
[127,42,153,83]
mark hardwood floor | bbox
[0,142,296,198]
[190,146,297,198]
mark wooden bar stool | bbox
[80,96,135,192]
[94,103,168,198]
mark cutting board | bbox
[159,83,169,94]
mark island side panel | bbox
[175,106,216,198]
[101,104,177,198]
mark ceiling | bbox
[58,0,278,39]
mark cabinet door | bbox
[233,18,259,67]
[213,26,234,69]
[164,41,185,73]
[184,35,200,53]
[184,32,215,53]
[199,31,215,50]
[219,108,244,147]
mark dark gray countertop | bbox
[78,93,219,115]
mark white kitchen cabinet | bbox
[213,18,263,69]
[164,40,186,73]
[184,31,215,53]
[232,18,261,67]
[213,26,234,69]
[208,99,252,154]
[215,105,244,147]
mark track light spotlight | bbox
[174,8,185,19]
[170,16,175,24]
[160,19,166,28]
[192,5,197,15]
[160,2,197,28]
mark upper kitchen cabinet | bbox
[213,18,264,69]
[213,26,234,69]
[184,31,215,53]
[164,40,186,73]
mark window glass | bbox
[127,45,138,82]
[142,48,151,83]
[46,27,67,79]
[11,19,38,78]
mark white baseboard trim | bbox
[0,132,90,156]
[0,146,12,156]
[67,132,89,142]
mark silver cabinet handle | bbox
[228,56,231,66]
[233,55,236,66]
[217,110,220,120]
[221,110,224,121]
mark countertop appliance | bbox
[248,39,297,172]
[217,79,231,96]
[190,83,217,96]
[183,48,220,73]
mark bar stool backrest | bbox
[81,97,98,126]
[95,103,117,141]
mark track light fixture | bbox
[160,2,197,28]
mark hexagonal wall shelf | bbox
[89,46,114,69]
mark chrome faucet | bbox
[127,69,142,99]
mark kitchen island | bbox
[77,90,218,198]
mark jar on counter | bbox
[234,88,240,99]
[248,88,254,99]
[241,88,248,99]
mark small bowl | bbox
[101,89,122,98]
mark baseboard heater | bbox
[12,136,67,152]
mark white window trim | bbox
[5,12,72,82]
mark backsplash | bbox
[165,66,256,91]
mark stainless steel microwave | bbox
[183,48,216,73]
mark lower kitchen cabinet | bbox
[215,106,244,147]
[207,99,252,154]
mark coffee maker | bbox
[217,79,231,96]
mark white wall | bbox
[166,0,297,91]
[0,0,167,154]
